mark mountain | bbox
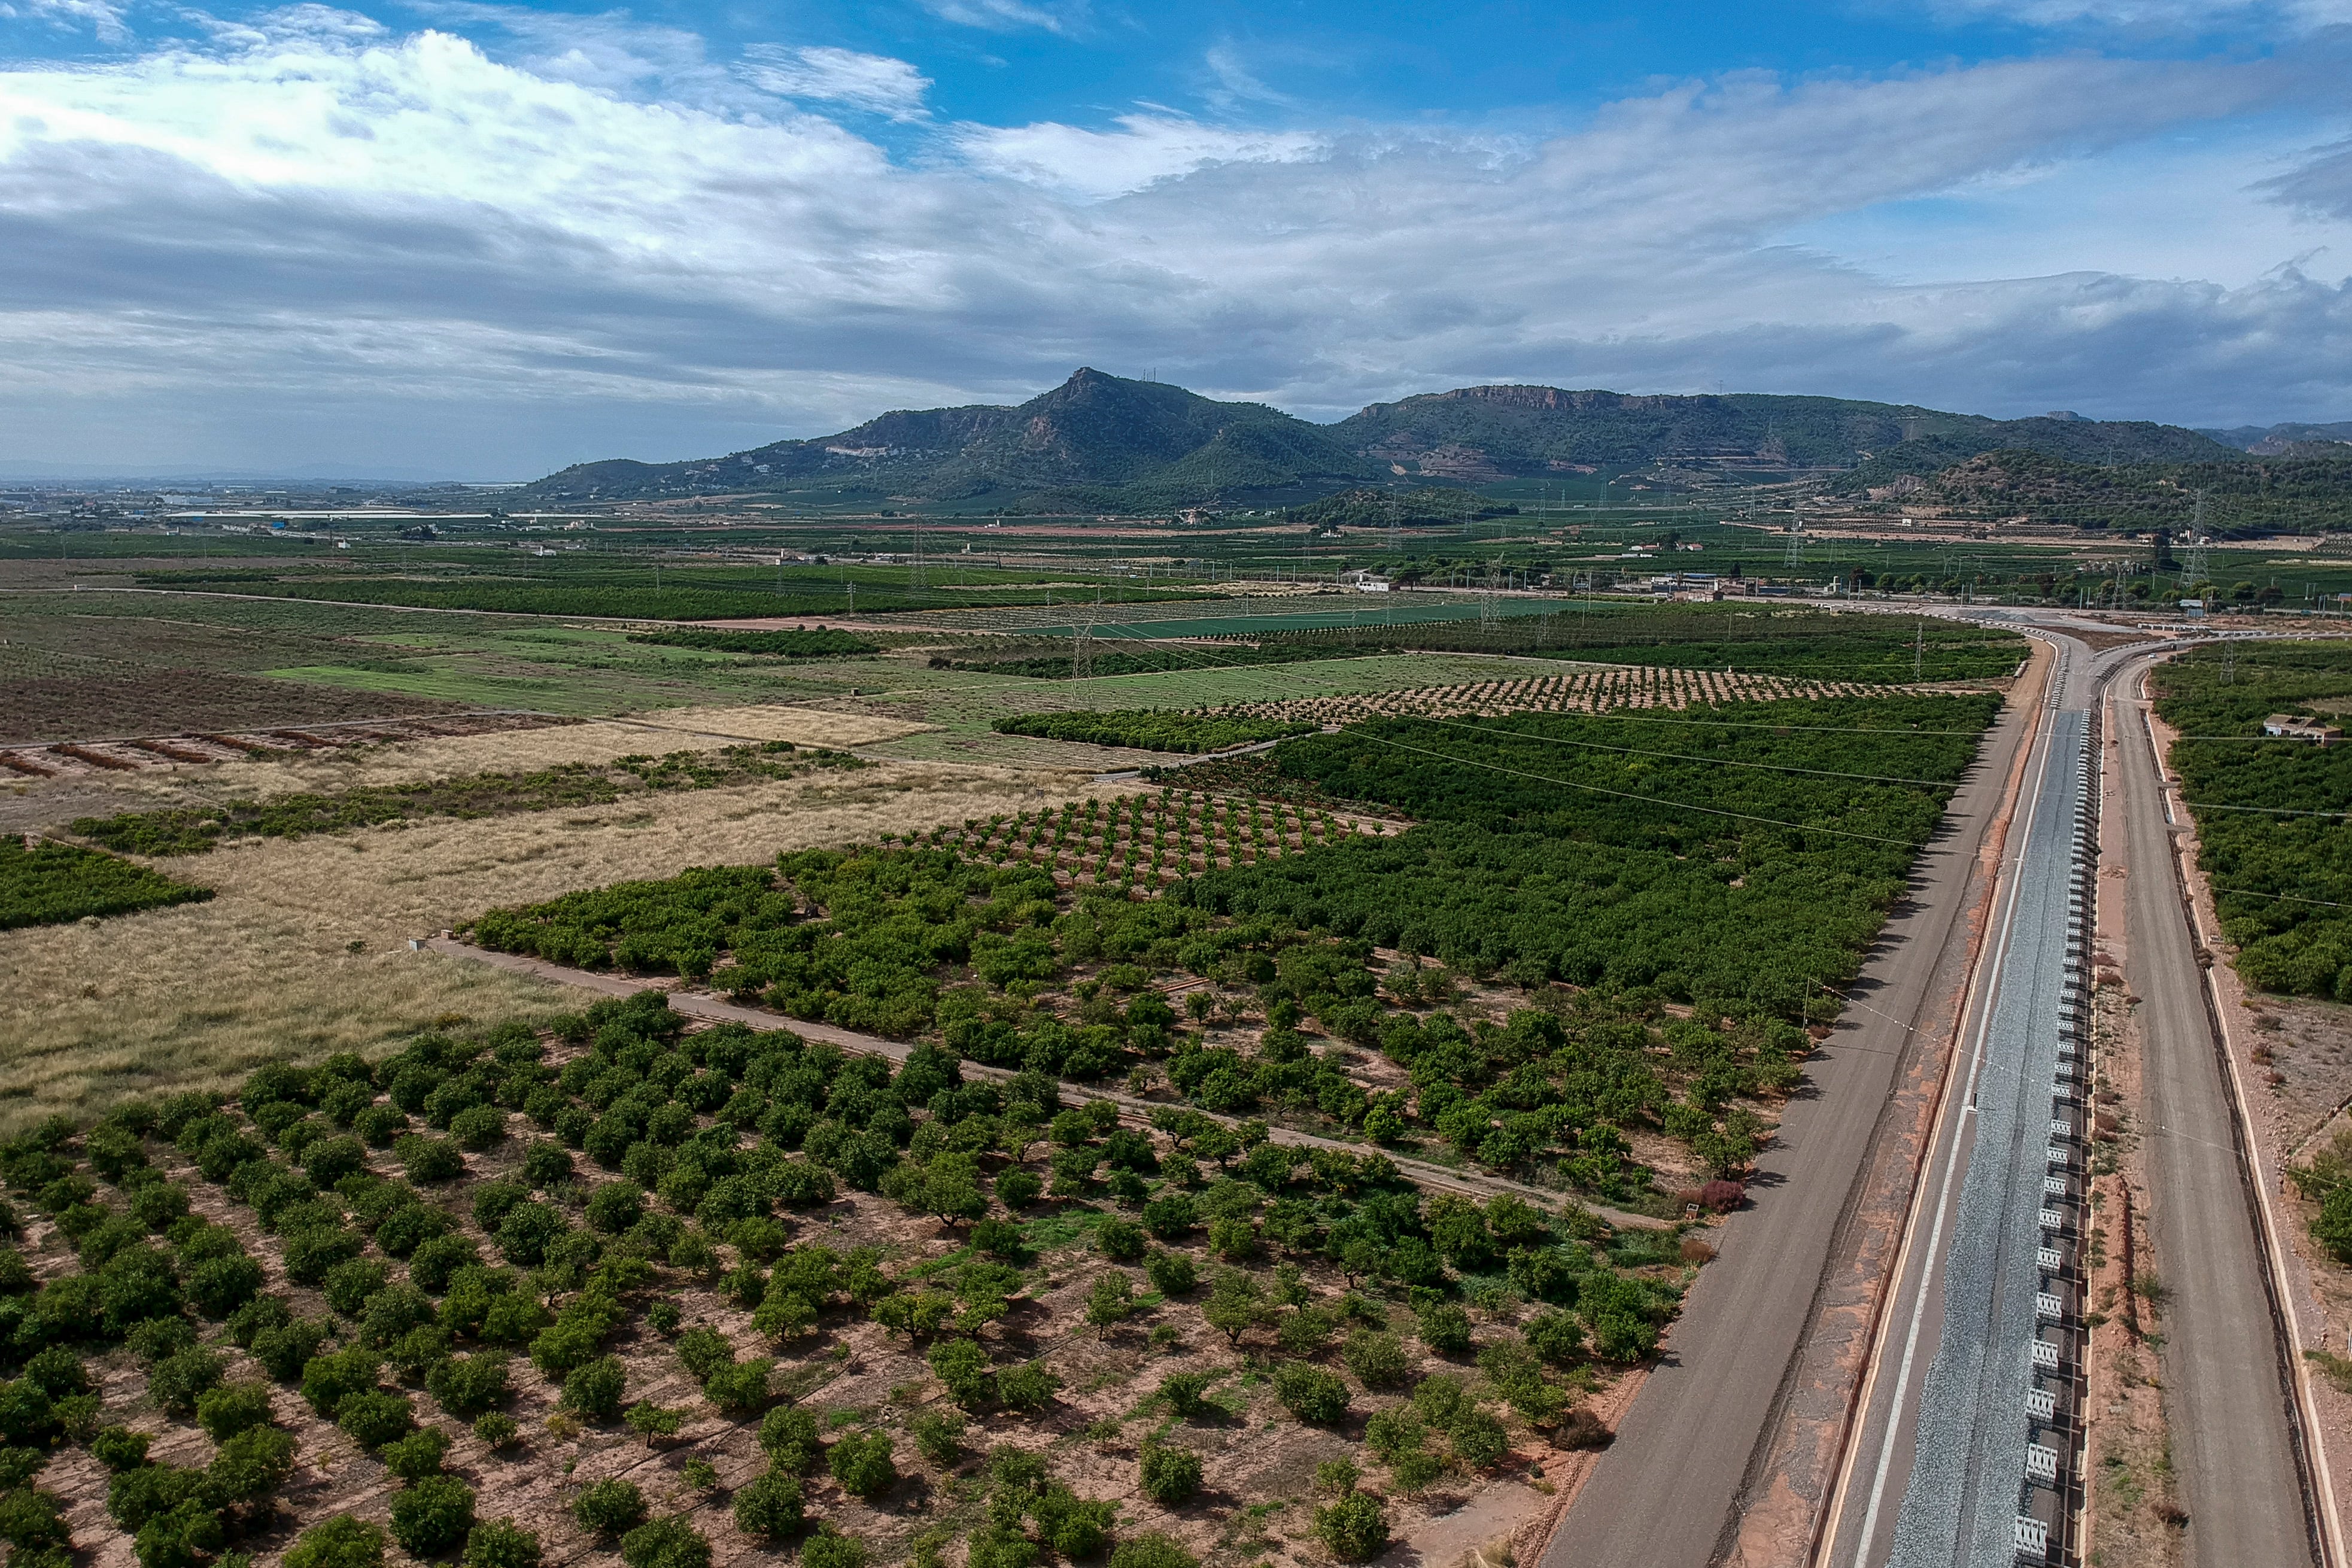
[522,368,1375,506]
[1833,448,2352,534]
[1335,385,2233,480]
[519,369,2236,509]
[2198,420,2352,456]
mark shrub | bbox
[187,1254,266,1320]
[996,1361,1061,1412]
[495,1202,569,1267]
[396,1137,466,1184]
[732,1470,804,1538]
[572,1479,646,1536]
[324,1260,391,1318]
[375,1205,454,1260]
[381,1426,452,1481]
[1096,1218,1147,1263]
[910,1409,965,1465]
[618,1517,710,1568]
[1313,1491,1388,1563]
[194,1381,274,1441]
[1447,1408,1509,1469]
[801,1527,868,1568]
[359,1284,437,1350]
[427,1353,511,1419]
[995,1170,1042,1209]
[390,1475,477,1557]
[758,1405,823,1472]
[702,1359,773,1415]
[354,1107,409,1148]
[1138,1442,1202,1506]
[1144,1251,1197,1297]
[463,1520,542,1568]
[449,1107,508,1153]
[252,1318,333,1384]
[1415,1302,1472,1356]
[1364,1407,1425,1461]
[473,1411,521,1451]
[285,1517,388,1568]
[410,1235,482,1296]
[338,1390,416,1450]
[927,1338,992,1407]
[827,1430,896,1497]
[148,1348,225,1417]
[561,1356,628,1423]
[1272,1362,1348,1424]
[93,1426,152,1472]
[585,1183,645,1235]
[1108,1535,1198,1568]
[1278,1308,1334,1357]
[1526,1311,1586,1366]
[1390,1450,1444,1491]
[1342,1330,1410,1388]
[303,1138,370,1189]
[1158,1371,1217,1420]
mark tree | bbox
[1313,1491,1388,1563]
[375,1428,449,1485]
[561,1357,627,1424]
[619,1517,710,1568]
[995,1362,1061,1413]
[1138,1442,1202,1506]
[1201,1272,1262,1347]
[1342,1330,1409,1388]
[732,1470,804,1539]
[572,1480,647,1537]
[827,1430,896,1498]
[286,1517,387,1568]
[1271,1362,1348,1425]
[1144,1251,1196,1296]
[1157,1371,1217,1420]
[389,1475,477,1557]
[1086,1274,1135,1339]
[1109,1537,1197,1568]
[625,1402,683,1447]
[463,1521,542,1568]
[801,1527,868,1568]
[1096,1219,1147,1263]
[337,1391,416,1451]
[193,1381,274,1441]
[928,1339,993,1408]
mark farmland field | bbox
[461,691,2001,1207]
[0,993,1689,1568]
[2151,641,2352,999]
[0,838,213,929]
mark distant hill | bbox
[1331,387,2228,478]
[521,370,2235,509]
[2197,420,2352,456]
[522,369,1375,507]
[1836,448,2352,533]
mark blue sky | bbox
[1,0,2349,475]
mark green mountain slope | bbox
[523,369,1375,506]
[1334,387,2230,477]
[1837,449,2352,532]
[521,371,2234,509]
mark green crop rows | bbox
[990,712,1315,755]
[0,992,1693,1568]
[464,693,1996,1205]
[0,840,213,930]
[2154,642,2352,999]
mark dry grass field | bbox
[1,758,1123,1137]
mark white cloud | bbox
[0,0,127,42]
[742,45,930,121]
[0,18,2348,474]
[1925,0,2352,30]
[912,0,1081,36]
[950,113,1327,199]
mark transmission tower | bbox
[1783,521,1807,570]
[1071,616,1093,679]
[1481,561,1501,631]
[908,516,923,592]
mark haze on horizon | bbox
[2,0,2350,478]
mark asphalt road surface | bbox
[1538,639,2038,1568]
[2111,658,2317,1568]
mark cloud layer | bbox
[0,9,2348,473]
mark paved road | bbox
[1536,645,2038,1568]
[2111,660,2318,1568]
